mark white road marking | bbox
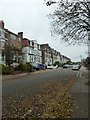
[79,71,82,77]
[76,71,80,77]
[76,70,82,77]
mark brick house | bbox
[0,20,23,65]
[40,44,64,66]
[61,55,71,64]
[0,20,71,66]
[40,44,52,65]
[51,49,62,65]
[22,38,34,64]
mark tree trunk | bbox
[88,31,90,57]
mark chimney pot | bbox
[18,32,23,39]
[0,20,4,28]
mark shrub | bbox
[26,62,33,72]
[17,63,26,72]
[0,64,2,74]
[17,62,32,72]
[1,64,10,75]
[53,61,60,66]
[53,61,63,67]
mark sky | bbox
[0,0,88,62]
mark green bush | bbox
[53,61,63,67]
[26,62,33,72]
[1,64,10,75]
[0,64,2,74]
[53,61,60,66]
[17,62,32,72]
[17,63,26,72]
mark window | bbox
[2,52,5,61]
[19,37,21,42]
[28,40,30,45]
[30,41,32,46]
[10,34,16,40]
[5,32,8,39]
[1,41,5,48]
[32,41,34,46]
[1,30,5,38]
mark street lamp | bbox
[80,55,82,63]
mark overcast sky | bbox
[0,0,88,62]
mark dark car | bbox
[37,64,45,70]
[43,64,47,69]
[32,66,37,71]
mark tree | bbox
[84,56,90,67]
[53,61,60,66]
[46,0,90,45]
[3,44,22,66]
[45,0,56,6]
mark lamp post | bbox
[80,55,83,64]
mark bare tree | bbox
[3,44,22,66]
[45,0,56,6]
[46,0,90,45]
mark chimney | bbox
[0,20,4,29]
[18,32,23,39]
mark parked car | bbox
[47,65,58,69]
[43,64,47,69]
[32,66,37,71]
[10,62,19,68]
[47,65,53,69]
[72,64,80,70]
[63,64,69,68]
[33,64,45,70]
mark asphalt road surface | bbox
[2,67,88,118]
[2,68,78,97]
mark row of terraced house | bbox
[0,20,71,67]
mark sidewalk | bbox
[2,69,50,81]
[70,67,88,118]
[2,67,62,81]
[2,72,30,81]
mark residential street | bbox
[0,1,90,119]
[2,68,76,96]
[2,67,88,118]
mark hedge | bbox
[16,62,32,72]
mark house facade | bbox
[0,20,71,66]
[61,55,71,64]
[40,44,52,66]
[22,38,34,63]
[0,20,23,65]
[32,40,42,67]
[22,39,42,66]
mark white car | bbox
[47,65,58,69]
[72,64,80,70]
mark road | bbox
[2,67,88,118]
[2,68,78,96]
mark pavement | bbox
[70,66,89,118]
[1,70,48,81]
[1,68,62,81]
